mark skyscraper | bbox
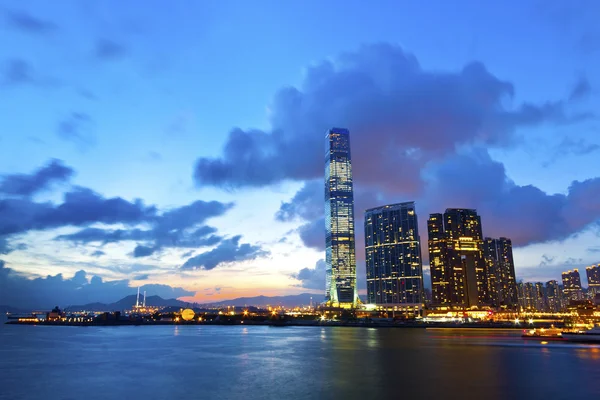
[428,208,489,308]
[483,237,518,308]
[325,128,357,307]
[562,269,583,301]
[586,265,600,296]
[364,202,424,312]
[545,280,563,313]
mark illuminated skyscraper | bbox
[545,280,563,312]
[364,202,424,312]
[483,237,518,308]
[428,209,489,308]
[325,128,357,307]
[586,265,600,296]
[562,269,583,301]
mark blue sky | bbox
[1,0,599,307]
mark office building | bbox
[562,269,583,301]
[428,208,489,308]
[586,265,600,296]
[324,128,358,307]
[364,202,424,312]
[545,280,563,313]
[483,237,518,308]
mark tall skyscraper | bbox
[562,269,583,301]
[428,208,489,308]
[545,280,563,313]
[325,128,357,307]
[364,202,424,312]
[586,265,600,296]
[483,237,518,308]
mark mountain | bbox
[66,295,194,312]
[202,293,318,308]
[0,305,26,314]
[63,293,320,311]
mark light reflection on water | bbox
[0,325,598,400]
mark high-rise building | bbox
[483,237,518,308]
[562,269,583,301]
[428,208,489,308]
[364,202,424,312]
[545,280,563,313]
[325,128,358,307]
[586,265,600,296]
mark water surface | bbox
[1,324,598,400]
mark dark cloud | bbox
[133,274,149,281]
[133,245,157,258]
[194,43,592,193]
[0,187,156,237]
[569,77,592,101]
[90,250,105,258]
[2,59,34,85]
[180,235,268,270]
[95,39,128,60]
[57,112,95,149]
[0,261,193,310]
[0,159,74,197]
[4,9,57,34]
[275,180,322,222]
[290,259,326,289]
[55,201,231,255]
[544,137,600,166]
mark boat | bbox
[561,325,600,343]
[521,327,564,340]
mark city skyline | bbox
[1,2,600,308]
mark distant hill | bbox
[202,293,319,308]
[66,295,195,312]
[27,293,321,313]
[0,305,26,314]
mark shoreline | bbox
[4,320,533,329]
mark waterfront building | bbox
[364,202,424,313]
[483,237,518,308]
[545,280,563,313]
[428,208,489,308]
[562,269,583,302]
[324,128,358,307]
[586,265,600,297]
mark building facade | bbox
[545,280,563,312]
[483,237,518,309]
[562,269,583,302]
[324,128,358,307]
[428,208,489,308]
[364,202,424,312]
[586,265,600,297]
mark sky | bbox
[1,0,599,309]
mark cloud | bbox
[133,245,158,258]
[57,112,95,149]
[2,59,34,85]
[0,159,74,197]
[4,9,57,34]
[133,273,149,281]
[55,201,231,254]
[569,77,592,101]
[290,259,326,289]
[90,250,105,257]
[194,43,592,192]
[275,180,322,222]
[544,137,600,166]
[180,235,269,270]
[95,39,128,60]
[0,261,193,310]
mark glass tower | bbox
[562,269,583,301]
[325,128,358,307]
[428,208,489,308]
[586,265,600,297]
[483,237,518,309]
[364,202,424,312]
